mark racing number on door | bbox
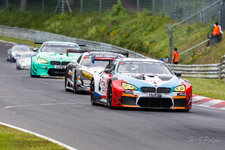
[100,72,109,96]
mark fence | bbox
[0,0,221,16]
[168,55,225,79]
[167,0,225,63]
[0,25,145,58]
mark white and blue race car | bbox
[90,58,192,111]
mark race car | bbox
[7,44,31,62]
[65,51,126,93]
[16,52,35,70]
[90,58,192,111]
[30,41,82,77]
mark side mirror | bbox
[175,72,182,77]
[32,48,39,52]
[104,68,112,74]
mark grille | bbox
[50,61,60,65]
[137,97,173,108]
[173,99,188,107]
[157,88,171,93]
[62,62,70,66]
[48,69,66,76]
[141,87,156,93]
[121,97,137,105]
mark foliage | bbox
[0,9,223,64]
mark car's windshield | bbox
[81,56,112,67]
[117,61,172,75]
[40,44,80,53]
[12,46,30,52]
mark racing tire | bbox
[73,75,79,94]
[107,83,113,109]
[90,79,97,105]
[65,77,70,92]
[16,64,21,70]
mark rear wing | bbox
[66,48,129,57]
[34,41,86,47]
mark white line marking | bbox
[4,102,78,109]
[0,122,77,150]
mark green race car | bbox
[30,41,82,77]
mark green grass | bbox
[0,35,40,48]
[0,125,67,150]
[0,2,224,64]
[185,77,225,100]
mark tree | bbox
[21,0,27,12]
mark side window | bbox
[105,60,116,73]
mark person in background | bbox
[213,22,222,44]
[172,48,179,64]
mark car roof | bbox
[116,58,162,63]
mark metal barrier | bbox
[168,55,225,79]
[220,55,225,81]
[168,63,220,79]
[0,25,146,59]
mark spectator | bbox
[213,22,222,44]
[172,48,179,64]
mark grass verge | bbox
[0,125,67,150]
[185,77,225,100]
[0,35,40,48]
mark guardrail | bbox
[220,55,225,81]
[0,25,146,59]
[168,55,225,79]
[168,63,220,79]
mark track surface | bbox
[0,41,225,150]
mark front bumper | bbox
[113,91,192,110]
[31,63,67,77]
[76,79,91,92]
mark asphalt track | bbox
[0,41,225,150]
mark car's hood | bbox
[80,66,105,75]
[117,73,181,89]
[36,52,81,61]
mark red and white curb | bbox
[193,94,225,110]
[0,122,77,150]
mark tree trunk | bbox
[21,0,27,12]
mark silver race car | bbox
[7,44,32,62]
[16,52,35,70]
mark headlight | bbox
[37,58,48,64]
[173,85,186,92]
[122,83,137,91]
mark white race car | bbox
[16,52,35,70]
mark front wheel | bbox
[73,75,79,93]
[107,83,113,109]
[65,77,70,92]
[90,79,97,105]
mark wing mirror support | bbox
[175,72,182,77]
[32,48,39,52]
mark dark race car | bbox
[65,51,127,93]
[90,58,192,112]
